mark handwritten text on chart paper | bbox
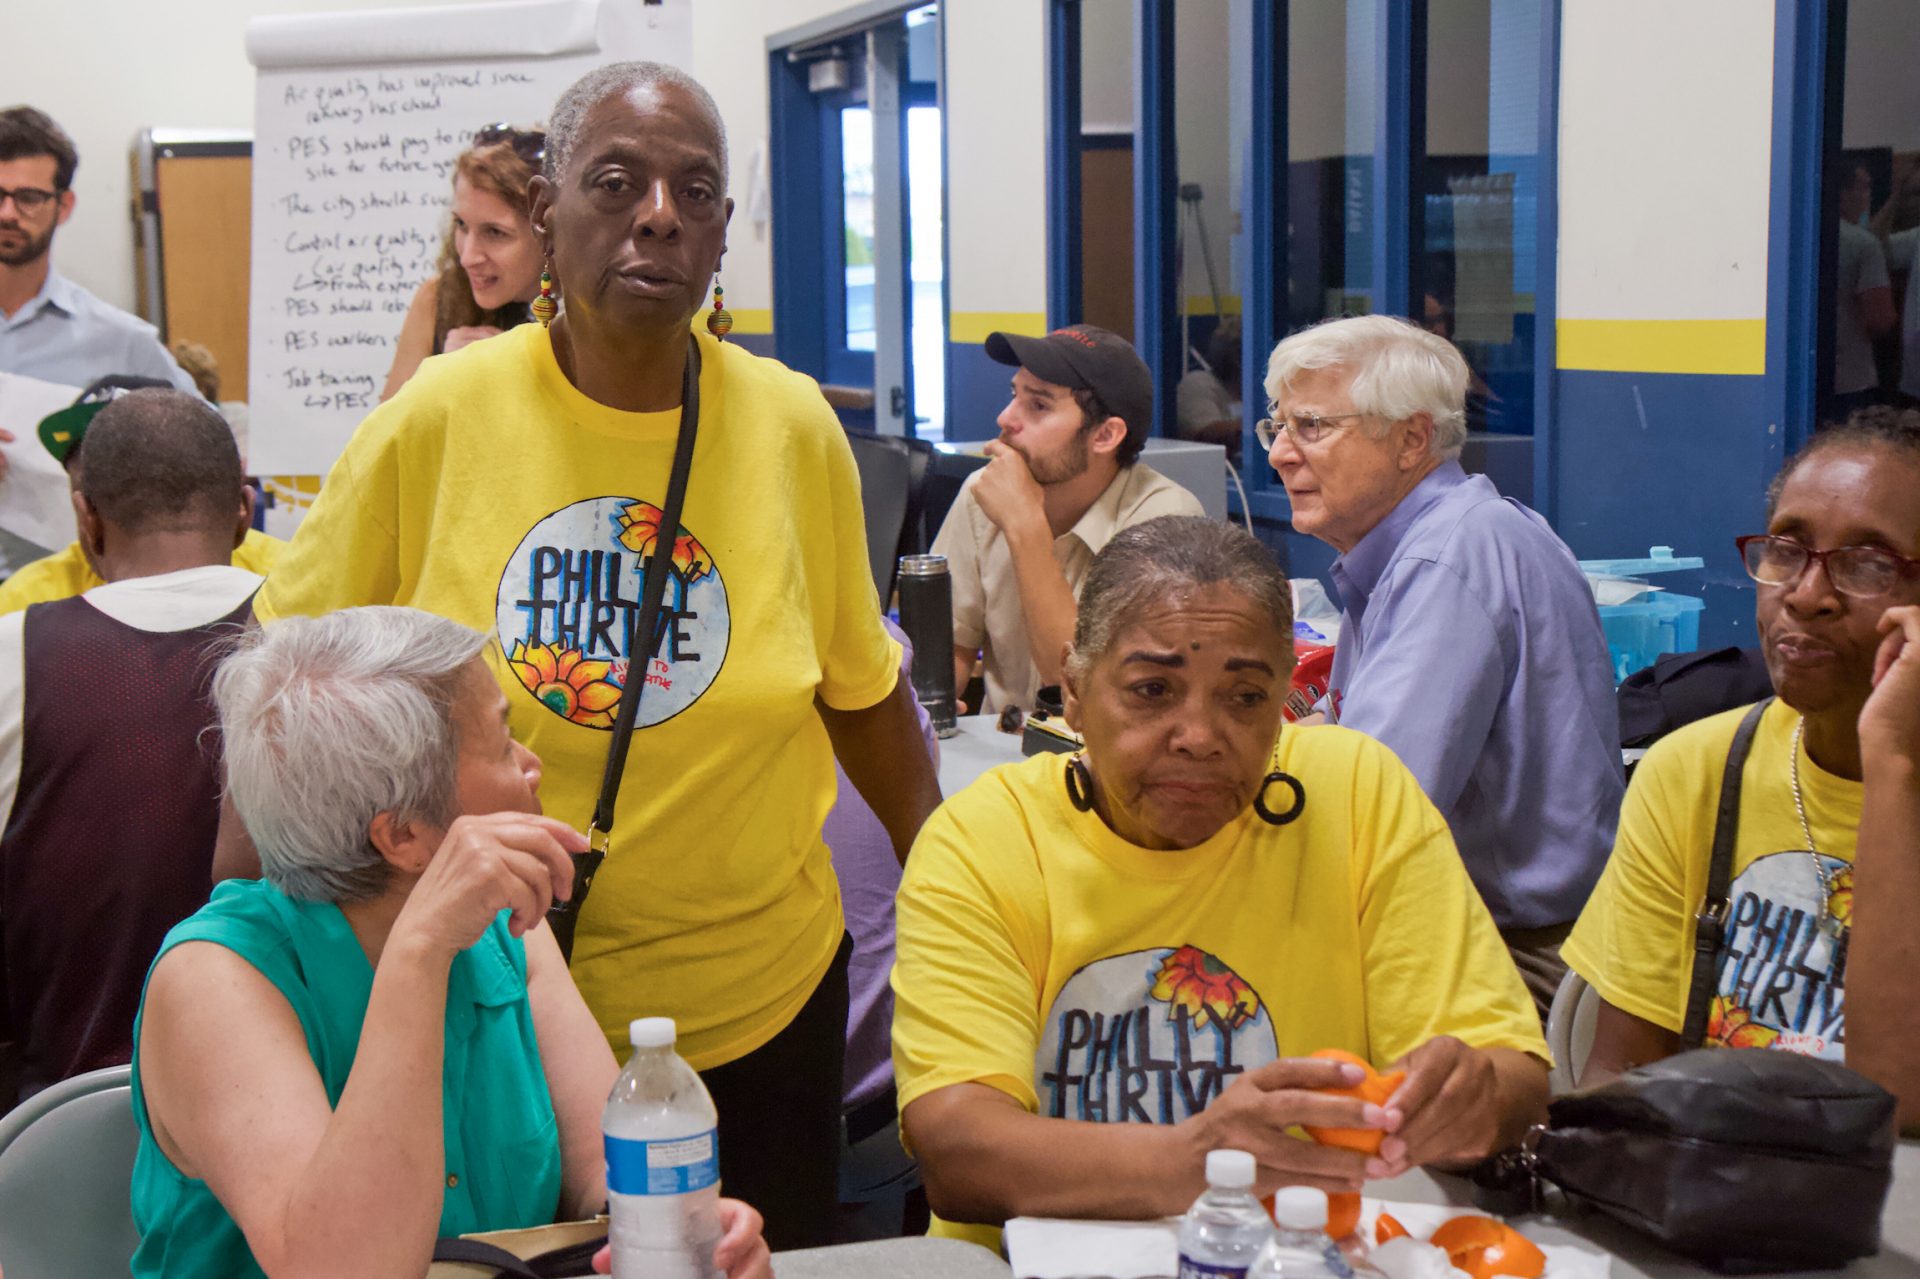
[252,62,559,459]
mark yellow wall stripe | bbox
[1556,318,1765,376]
[949,310,1050,344]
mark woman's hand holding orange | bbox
[1184,1056,1389,1196]
[1367,1036,1503,1178]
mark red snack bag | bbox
[1285,642,1335,722]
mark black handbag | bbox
[1482,700,1898,1272]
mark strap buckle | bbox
[1698,895,1731,930]
[587,823,612,857]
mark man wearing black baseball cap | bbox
[931,324,1203,714]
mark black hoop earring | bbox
[1064,753,1095,812]
[1253,770,1306,825]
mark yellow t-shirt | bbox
[893,724,1547,1242]
[1563,699,1858,1059]
[0,529,284,615]
[255,324,901,1069]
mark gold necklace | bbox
[1789,716,1846,938]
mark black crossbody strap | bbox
[546,335,702,963]
[1680,697,1772,1048]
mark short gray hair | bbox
[1263,315,1470,461]
[1065,516,1293,685]
[213,607,489,904]
[544,61,728,190]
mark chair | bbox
[0,1064,142,1279]
[1545,970,1601,1095]
[843,430,935,601]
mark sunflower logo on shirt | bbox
[1035,946,1277,1126]
[495,495,731,731]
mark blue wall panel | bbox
[946,341,1007,442]
[1554,368,1772,650]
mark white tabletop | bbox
[936,716,1030,798]
[773,1235,1012,1277]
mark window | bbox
[1818,0,1920,426]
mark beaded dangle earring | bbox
[531,261,558,327]
[706,277,733,340]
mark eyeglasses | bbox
[473,123,547,167]
[0,185,60,215]
[1735,534,1920,598]
[1254,411,1369,450]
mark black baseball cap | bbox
[984,325,1154,451]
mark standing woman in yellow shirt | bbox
[236,61,941,1247]
[892,516,1547,1245]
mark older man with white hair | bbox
[1261,315,1622,1017]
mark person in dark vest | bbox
[0,387,257,1103]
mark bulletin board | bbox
[132,130,254,399]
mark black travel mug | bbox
[896,554,958,737]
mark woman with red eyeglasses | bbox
[1562,406,1920,1129]
[381,124,548,400]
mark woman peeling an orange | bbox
[891,518,1550,1247]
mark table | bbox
[774,1235,1012,1277]
[1004,1143,1920,1279]
[1371,1144,1920,1279]
[935,716,1027,798]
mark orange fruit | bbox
[1328,1191,1361,1239]
[1429,1216,1546,1279]
[1376,1212,1409,1245]
[1301,1048,1406,1155]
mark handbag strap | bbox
[1680,697,1772,1048]
[545,334,703,963]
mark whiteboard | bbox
[245,0,691,475]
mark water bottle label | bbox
[1177,1261,1249,1279]
[604,1129,720,1196]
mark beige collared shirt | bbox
[932,463,1205,714]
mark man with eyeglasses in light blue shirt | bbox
[0,106,196,397]
[1259,314,1623,1021]
[0,106,196,572]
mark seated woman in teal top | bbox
[131,606,771,1279]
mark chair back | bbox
[0,1064,141,1279]
[1545,970,1601,1094]
[844,430,935,600]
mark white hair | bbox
[213,607,488,904]
[1263,315,1470,461]
[544,60,728,190]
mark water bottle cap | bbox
[1205,1148,1256,1189]
[1272,1186,1329,1230]
[628,1017,676,1049]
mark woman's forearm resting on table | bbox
[1844,753,1920,1132]
[903,1084,1203,1226]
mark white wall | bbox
[11,0,848,333]
[1557,0,1774,323]
[944,0,1049,337]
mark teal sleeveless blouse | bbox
[129,879,564,1277]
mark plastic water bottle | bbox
[1249,1187,1354,1279]
[603,1017,723,1278]
[1177,1149,1274,1279]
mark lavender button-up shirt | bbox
[1324,462,1622,929]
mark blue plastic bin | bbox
[1577,547,1706,683]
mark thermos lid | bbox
[897,554,950,577]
